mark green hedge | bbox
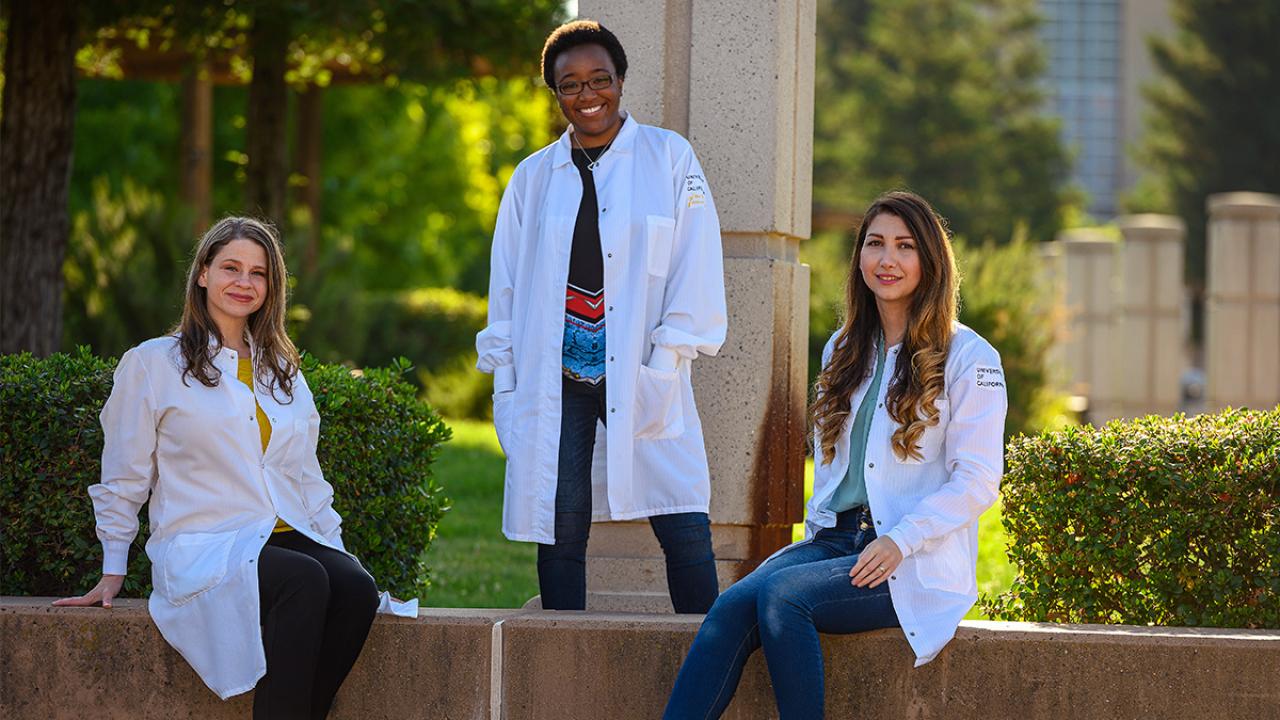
[983,408,1280,628]
[0,348,450,600]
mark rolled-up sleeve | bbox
[648,144,727,367]
[885,340,1007,558]
[89,349,159,576]
[476,165,525,392]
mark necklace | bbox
[573,133,615,171]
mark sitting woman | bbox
[56,217,393,719]
[663,191,1008,718]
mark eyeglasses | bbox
[555,74,614,96]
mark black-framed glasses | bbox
[556,74,614,96]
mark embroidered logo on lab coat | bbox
[975,365,1004,390]
[684,174,707,208]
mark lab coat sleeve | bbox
[885,339,1007,559]
[476,163,525,392]
[89,348,159,576]
[295,372,346,552]
[648,144,727,370]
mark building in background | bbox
[1038,0,1175,218]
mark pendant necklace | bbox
[574,133,615,171]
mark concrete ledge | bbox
[3,598,1278,719]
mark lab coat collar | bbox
[551,110,639,168]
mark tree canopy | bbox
[1130,0,1280,289]
[813,0,1077,244]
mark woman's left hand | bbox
[849,536,903,588]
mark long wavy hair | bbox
[812,191,958,463]
[174,216,299,401]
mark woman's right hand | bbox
[52,574,125,609]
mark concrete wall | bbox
[4,598,1279,719]
[574,0,815,610]
[1114,214,1186,418]
[1057,229,1121,422]
[1205,192,1280,411]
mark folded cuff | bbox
[102,540,131,576]
[648,346,680,372]
[885,527,917,560]
[493,364,516,393]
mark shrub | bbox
[0,348,451,600]
[983,408,1280,628]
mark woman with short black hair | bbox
[477,19,728,612]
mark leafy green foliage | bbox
[814,0,1078,245]
[1130,0,1280,289]
[1,349,451,599]
[984,408,1280,628]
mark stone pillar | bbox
[577,0,814,612]
[1205,193,1280,411]
[1058,230,1121,424]
[1114,215,1186,418]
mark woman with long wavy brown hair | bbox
[55,217,406,718]
[665,191,1008,719]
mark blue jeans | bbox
[663,508,900,719]
[537,378,719,613]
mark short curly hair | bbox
[541,19,628,90]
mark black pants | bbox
[255,531,379,719]
[537,378,720,612]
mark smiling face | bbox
[553,43,624,147]
[859,211,923,311]
[198,238,269,336]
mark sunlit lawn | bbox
[426,419,1015,618]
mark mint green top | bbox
[827,335,888,513]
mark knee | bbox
[756,573,804,631]
[276,554,330,602]
[332,565,379,617]
[652,513,713,562]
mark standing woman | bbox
[664,192,1008,718]
[476,20,727,612]
[56,217,388,719]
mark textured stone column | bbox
[1058,230,1121,424]
[576,0,815,612]
[1114,215,1186,418]
[1205,193,1280,411]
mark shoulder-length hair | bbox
[173,216,299,401]
[811,191,958,463]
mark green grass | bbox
[425,419,1015,617]
[425,418,538,608]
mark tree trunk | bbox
[0,0,79,356]
[244,10,290,225]
[180,59,214,238]
[293,85,323,275]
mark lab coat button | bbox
[868,462,874,469]
[890,575,897,581]
[876,520,882,526]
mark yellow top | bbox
[236,358,292,533]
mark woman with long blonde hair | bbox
[56,217,394,719]
[664,191,1008,718]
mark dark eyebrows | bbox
[557,66,611,82]
[867,232,915,241]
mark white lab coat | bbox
[794,323,1007,666]
[476,114,727,544]
[90,336,413,700]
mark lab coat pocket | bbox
[634,364,684,440]
[915,531,972,593]
[493,390,517,456]
[645,215,676,278]
[161,531,234,606]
